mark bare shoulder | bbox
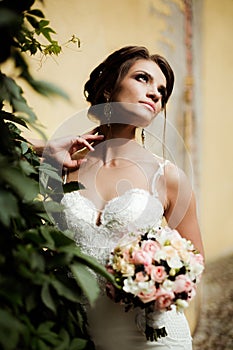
[164,160,191,191]
[162,160,193,214]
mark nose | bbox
[146,86,162,102]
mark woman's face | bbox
[111,59,167,127]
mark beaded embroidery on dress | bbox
[61,162,192,350]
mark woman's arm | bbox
[164,162,204,258]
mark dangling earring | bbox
[141,128,146,148]
[104,98,112,127]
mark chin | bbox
[111,102,156,127]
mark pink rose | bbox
[155,289,175,310]
[173,275,193,294]
[141,240,161,257]
[135,271,149,282]
[137,285,157,303]
[132,250,152,266]
[149,265,167,283]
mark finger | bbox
[71,134,104,153]
[80,138,95,151]
[69,136,94,153]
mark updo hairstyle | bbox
[84,46,175,108]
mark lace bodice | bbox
[61,187,164,265]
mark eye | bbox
[135,73,149,83]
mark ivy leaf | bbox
[63,181,85,193]
[41,28,56,43]
[41,283,56,313]
[70,262,100,306]
[19,159,37,175]
[0,189,19,227]
[38,20,50,28]
[27,9,45,18]
[69,338,88,350]
[39,162,63,182]
[0,309,23,350]
[26,14,40,29]
[0,166,39,201]
[12,98,37,122]
[50,279,81,303]
[43,41,62,55]
[25,79,69,99]
[0,110,28,128]
[78,252,115,284]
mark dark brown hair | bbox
[84,46,174,108]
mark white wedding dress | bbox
[61,164,192,350]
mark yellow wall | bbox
[201,0,233,261]
[22,0,233,262]
[24,0,167,138]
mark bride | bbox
[59,46,204,349]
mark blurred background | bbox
[20,0,233,347]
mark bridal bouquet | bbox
[106,226,204,341]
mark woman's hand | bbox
[30,127,104,169]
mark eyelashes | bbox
[135,73,150,83]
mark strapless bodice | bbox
[61,188,164,265]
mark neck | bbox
[99,123,136,141]
[90,129,143,167]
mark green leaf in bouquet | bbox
[70,262,99,306]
